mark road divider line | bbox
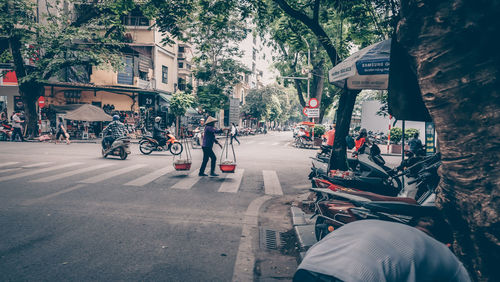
[31,163,116,183]
[218,169,244,193]
[22,184,87,206]
[79,164,146,184]
[124,166,175,186]
[171,170,201,190]
[232,195,272,282]
[263,170,283,195]
[22,162,53,168]
[0,162,19,168]
[0,162,82,182]
[0,168,22,174]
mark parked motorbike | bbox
[139,132,183,155]
[192,128,202,148]
[0,122,12,141]
[310,156,441,240]
[102,136,131,160]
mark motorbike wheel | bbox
[139,140,154,155]
[314,217,330,241]
[169,142,183,155]
[119,147,128,160]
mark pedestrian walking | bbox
[11,111,24,142]
[55,117,70,144]
[230,122,240,145]
[199,116,223,177]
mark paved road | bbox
[0,131,314,281]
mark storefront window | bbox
[162,66,168,84]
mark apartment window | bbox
[178,46,185,53]
[162,66,168,84]
[121,7,149,26]
[178,62,184,69]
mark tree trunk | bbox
[329,88,359,171]
[18,82,44,138]
[311,57,325,123]
[397,0,500,280]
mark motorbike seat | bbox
[344,190,417,204]
[360,201,438,216]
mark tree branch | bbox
[274,0,340,65]
[313,0,320,23]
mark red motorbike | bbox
[139,132,183,155]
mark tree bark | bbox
[397,0,500,280]
[329,88,359,171]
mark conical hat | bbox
[205,116,217,124]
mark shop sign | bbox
[139,93,155,107]
[425,122,436,155]
[14,96,24,111]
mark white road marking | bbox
[0,168,22,174]
[258,142,266,145]
[171,170,201,190]
[262,170,283,195]
[31,163,116,183]
[124,166,175,186]
[218,169,244,193]
[22,162,52,168]
[272,142,280,146]
[232,195,272,282]
[0,162,19,168]
[246,140,255,144]
[0,162,82,182]
[22,184,88,206]
[79,164,147,184]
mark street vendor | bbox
[198,116,223,177]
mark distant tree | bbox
[0,0,126,137]
[169,91,195,135]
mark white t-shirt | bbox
[298,220,470,282]
[12,114,22,129]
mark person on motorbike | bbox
[153,116,168,150]
[102,115,127,149]
[409,132,425,156]
[353,128,370,155]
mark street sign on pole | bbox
[38,96,45,108]
[308,98,319,108]
[304,107,319,118]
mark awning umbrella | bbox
[64,104,112,121]
[328,39,391,90]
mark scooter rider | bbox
[153,116,168,149]
[102,115,127,149]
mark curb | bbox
[290,206,317,260]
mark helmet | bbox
[155,117,161,122]
[112,115,120,121]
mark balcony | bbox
[136,78,154,89]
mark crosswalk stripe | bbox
[218,169,244,193]
[31,163,116,183]
[0,162,19,168]
[22,162,53,168]
[272,142,279,146]
[246,141,255,144]
[258,142,266,145]
[124,166,175,186]
[262,170,283,195]
[0,168,22,174]
[79,164,147,184]
[171,170,201,190]
[0,162,82,182]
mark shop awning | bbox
[63,104,112,121]
[158,93,171,105]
